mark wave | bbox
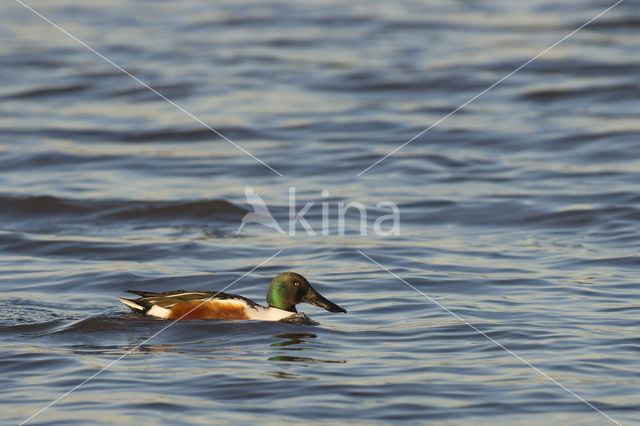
[0,195,247,225]
[0,125,270,143]
[520,83,640,103]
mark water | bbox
[2,0,640,424]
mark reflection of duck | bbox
[271,333,318,347]
[118,272,346,321]
[268,355,346,364]
[268,332,346,364]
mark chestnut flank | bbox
[168,300,250,320]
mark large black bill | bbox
[303,286,346,313]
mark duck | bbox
[117,272,346,321]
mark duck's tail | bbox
[117,297,145,312]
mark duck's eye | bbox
[294,282,300,286]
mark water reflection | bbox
[270,332,317,347]
[268,333,347,365]
[267,370,312,380]
[268,355,346,364]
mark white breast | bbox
[245,305,296,321]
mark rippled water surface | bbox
[2,0,640,424]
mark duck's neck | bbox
[267,304,297,313]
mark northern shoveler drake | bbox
[117,272,346,321]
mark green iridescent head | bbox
[266,272,346,314]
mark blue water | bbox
[2,0,639,424]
